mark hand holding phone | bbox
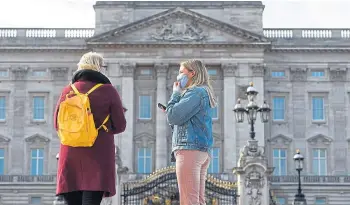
[157,103,166,112]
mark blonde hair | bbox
[77,52,104,72]
[181,59,217,108]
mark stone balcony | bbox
[0,175,56,184]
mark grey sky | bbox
[0,0,349,28]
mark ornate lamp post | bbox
[53,153,67,205]
[293,150,307,205]
[233,82,271,140]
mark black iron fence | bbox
[121,166,237,205]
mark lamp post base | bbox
[293,195,307,205]
[53,195,67,205]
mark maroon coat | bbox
[54,81,126,197]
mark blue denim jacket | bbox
[166,86,213,154]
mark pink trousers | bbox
[175,150,210,205]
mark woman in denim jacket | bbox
[166,59,217,205]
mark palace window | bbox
[137,148,152,174]
[312,97,324,121]
[311,71,325,77]
[139,95,152,119]
[208,148,220,173]
[32,96,45,120]
[0,70,8,77]
[0,96,5,121]
[30,148,44,176]
[208,69,217,76]
[276,197,286,205]
[140,69,152,75]
[272,97,285,121]
[211,99,219,120]
[271,71,285,77]
[315,197,326,204]
[0,148,4,175]
[312,148,327,175]
[31,70,47,77]
[273,149,287,176]
[30,196,41,204]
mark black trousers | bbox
[62,191,104,205]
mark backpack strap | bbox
[70,84,80,95]
[97,115,110,132]
[86,84,103,96]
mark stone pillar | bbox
[155,63,168,169]
[234,140,274,205]
[222,64,238,171]
[120,63,135,172]
[250,63,266,146]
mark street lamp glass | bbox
[259,101,271,123]
[247,108,257,123]
[233,99,245,123]
[293,152,304,170]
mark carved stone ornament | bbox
[307,134,332,145]
[51,67,68,79]
[237,85,249,100]
[250,64,265,77]
[11,66,28,80]
[25,134,50,145]
[120,63,135,77]
[115,146,129,174]
[238,140,266,168]
[267,134,293,146]
[329,66,347,81]
[0,134,10,144]
[245,167,265,205]
[100,197,112,205]
[222,63,238,77]
[150,18,208,42]
[290,66,307,81]
[155,63,169,78]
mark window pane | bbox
[312,97,324,120]
[208,148,220,173]
[0,148,4,175]
[140,69,151,75]
[30,197,42,204]
[0,96,5,120]
[273,149,279,157]
[313,149,319,158]
[277,198,286,205]
[320,159,326,175]
[271,71,285,77]
[211,107,218,119]
[315,197,326,204]
[320,149,326,158]
[208,69,217,75]
[0,71,8,77]
[312,159,319,175]
[31,159,37,175]
[273,97,285,120]
[280,159,287,175]
[33,96,45,120]
[273,159,280,175]
[312,71,325,77]
[137,148,152,174]
[280,149,286,158]
[139,96,151,119]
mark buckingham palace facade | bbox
[0,1,350,205]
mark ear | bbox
[190,71,195,77]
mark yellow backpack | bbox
[57,83,110,147]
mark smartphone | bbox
[157,103,166,110]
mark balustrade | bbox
[269,175,350,183]
[1,28,350,40]
[0,175,56,183]
[0,28,94,38]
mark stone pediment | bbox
[25,134,50,144]
[268,134,293,145]
[134,132,156,141]
[0,134,10,144]
[88,7,269,46]
[307,134,332,145]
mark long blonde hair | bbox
[181,59,217,108]
[77,52,104,72]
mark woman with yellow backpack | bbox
[53,52,126,205]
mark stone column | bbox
[250,63,266,146]
[155,63,168,169]
[11,67,28,174]
[222,64,238,171]
[120,63,135,172]
[234,140,274,205]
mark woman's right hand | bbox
[173,81,182,93]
